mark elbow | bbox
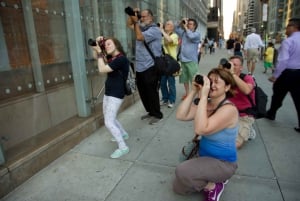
[176,113,184,120]
[136,35,144,41]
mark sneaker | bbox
[203,183,224,201]
[141,114,152,120]
[168,103,174,108]
[110,147,129,159]
[149,117,162,125]
[111,133,129,142]
[248,126,256,140]
[160,100,168,106]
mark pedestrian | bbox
[208,39,214,54]
[263,42,274,73]
[243,27,264,75]
[173,68,238,201]
[126,8,163,125]
[222,55,256,149]
[203,38,209,55]
[91,36,130,159]
[233,36,243,57]
[197,41,203,63]
[226,33,235,56]
[175,18,201,100]
[266,17,300,133]
[159,20,179,108]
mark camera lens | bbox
[194,74,203,85]
[88,38,97,46]
[219,58,231,69]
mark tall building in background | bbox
[207,0,223,41]
[268,0,285,42]
[233,0,248,38]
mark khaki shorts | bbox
[247,48,259,63]
[179,61,199,84]
[236,116,255,145]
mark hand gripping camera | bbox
[124,6,141,19]
[88,38,106,51]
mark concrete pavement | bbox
[1,48,300,201]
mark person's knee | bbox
[236,135,244,149]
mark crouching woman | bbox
[173,68,238,201]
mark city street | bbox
[1,48,300,201]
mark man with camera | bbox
[126,8,163,125]
[221,56,256,149]
[175,18,200,100]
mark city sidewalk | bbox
[1,48,300,201]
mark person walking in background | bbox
[175,18,200,100]
[173,68,238,201]
[233,36,243,57]
[203,38,209,55]
[126,8,163,125]
[91,36,130,159]
[197,40,203,63]
[226,33,235,56]
[159,20,179,108]
[263,42,275,73]
[266,17,300,133]
[243,27,264,75]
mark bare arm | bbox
[176,81,202,121]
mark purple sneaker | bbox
[203,182,224,201]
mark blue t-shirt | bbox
[135,24,162,72]
[175,26,200,63]
[199,126,238,162]
[105,55,129,99]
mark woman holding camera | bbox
[174,68,238,201]
[91,36,130,159]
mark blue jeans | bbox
[160,75,176,104]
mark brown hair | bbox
[207,68,236,98]
[105,37,126,56]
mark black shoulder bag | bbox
[143,42,180,76]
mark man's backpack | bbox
[239,73,268,119]
[119,62,136,96]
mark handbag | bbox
[144,42,180,76]
[179,135,200,162]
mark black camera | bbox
[194,74,204,85]
[88,38,106,50]
[219,58,231,69]
[124,6,141,19]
